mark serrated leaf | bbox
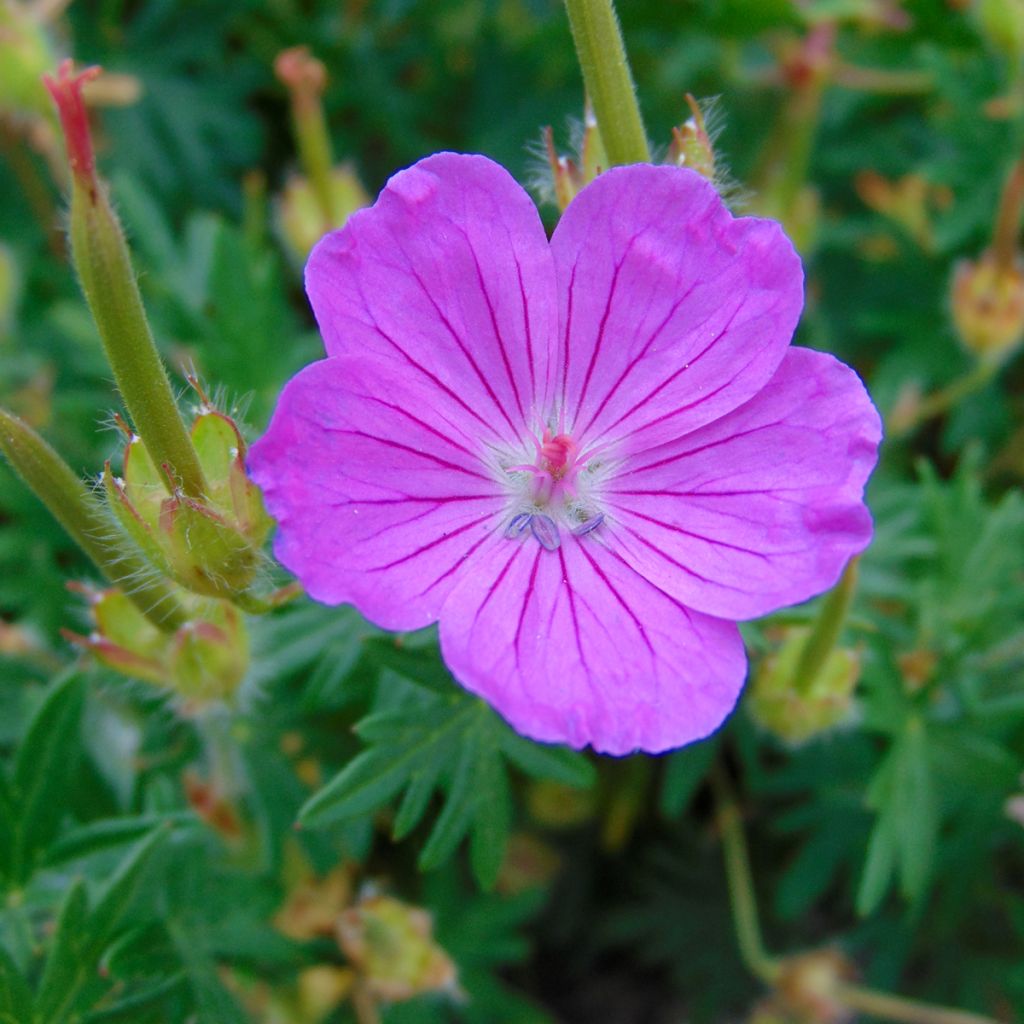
[469,753,513,890]
[419,727,484,871]
[45,814,192,868]
[392,765,442,841]
[11,672,86,883]
[498,730,595,789]
[856,718,937,915]
[299,701,475,828]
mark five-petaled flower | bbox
[250,153,881,755]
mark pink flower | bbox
[250,153,881,755]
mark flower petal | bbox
[604,348,882,620]
[306,152,556,443]
[438,534,746,755]
[248,358,505,630]
[551,164,803,453]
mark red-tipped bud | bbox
[42,59,101,188]
[274,45,327,115]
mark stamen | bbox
[573,513,605,537]
[505,513,533,538]
[530,514,560,551]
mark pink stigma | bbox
[539,429,577,479]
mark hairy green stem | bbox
[69,174,206,498]
[563,0,650,165]
[0,408,187,631]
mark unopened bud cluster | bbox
[543,94,720,213]
[0,60,289,707]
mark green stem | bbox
[890,361,1000,437]
[0,408,187,632]
[711,756,1003,1024]
[835,983,1001,1024]
[991,155,1024,272]
[710,762,782,984]
[563,0,650,166]
[69,175,207,499]
[791,557,858,695]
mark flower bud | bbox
[542,99,608,211]
[971,0,1024,61]
[951,253,1024,361]
[279,164,370,262]
[749,627,860,745]
[0,2,57,120]
[63,584,248,703]
[775,949,857,1024]
[336,894,458,1003]
[103,406,274,604]
[668,94,716,183]
[274,45,369,261]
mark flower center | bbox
[499,427,608,551]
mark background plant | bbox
[1,1,1023,1022]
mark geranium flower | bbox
[249,153,881,755]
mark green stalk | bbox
[69,174,206,498]
[563,0,650,165]
[45,62,206,499]
[0,409,187,632]
[710,762,782,984]
[791,557,859,695]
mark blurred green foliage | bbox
[2,0,1024,1022]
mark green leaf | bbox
[856,717,937,915]
[498,730,595,789]
[33,829,168,1024]
[34,880,92,1024]
[45,814,193,868]
[0,772,14,883]
[11,672,86,882]
[299,699,476,828]
[0,942,33,1024]
[88,828,169,945]
[81,972,185,1023]
[659,738,717,819]
[301,685,590,886]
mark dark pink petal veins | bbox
[248,357,505,631]
[605,347,883,620]
[439,534,747,755]
[306,152,558,440]
[551,164,804,453]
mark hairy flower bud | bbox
[776,949,857,1024]
[668,94,716,182]
[951,253,1024,361]
[63,584,248,703]
[749,627,860,745]
[336,894,458,1003]
[44,60,208,500]
[103,405,274,605]
[543,99,608,211]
